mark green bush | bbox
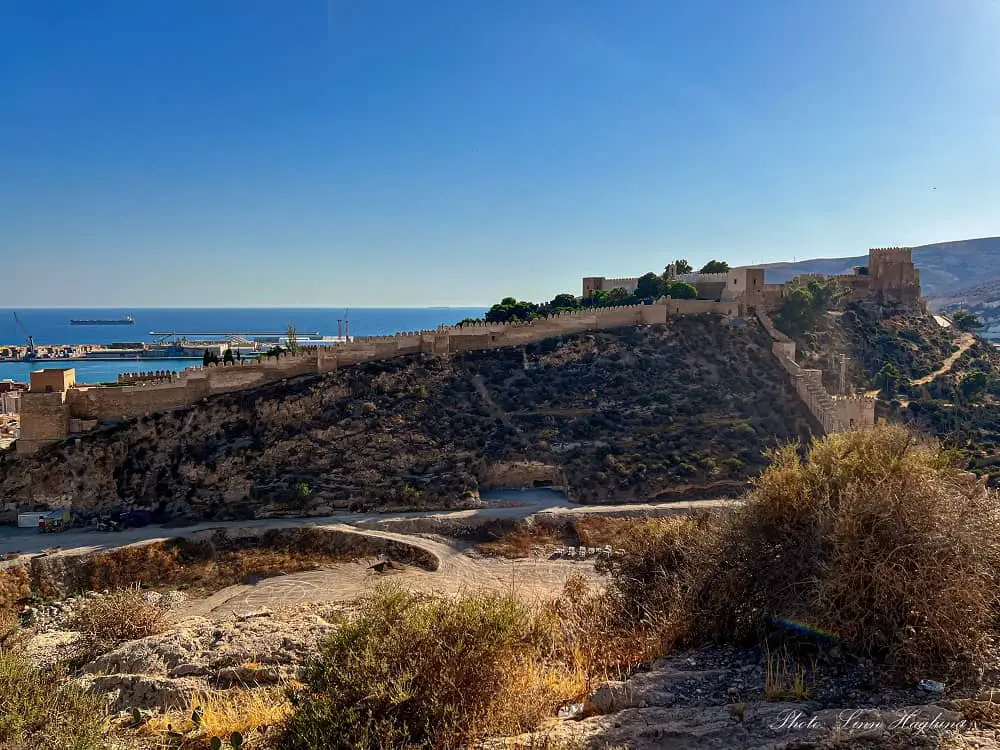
[0,649,107,749]
[280,585,583,750]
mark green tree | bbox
[608,287,632,304]
[779,287,816,335]
[202,349,213,366]
[634,272,665,300]
[874,362,903,399]
[672,259,693,275]
[960,371,989,401]
[952,310,983,332]
[548,293,579,311]
[699,260,730,274]
[223,347,235,364]
[286,323,300,353]
[485,298,540,323]
[664,281,698,299]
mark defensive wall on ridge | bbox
[17,246,918,453]
[15,297,741,453]
[756,309,875,433]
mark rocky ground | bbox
[0,317,813,521]
[11,560,1000,749]
[489,645,1000,749]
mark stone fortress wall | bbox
[14,247,919,454]
[16,297,734,453]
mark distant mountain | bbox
[761,237,1000,300]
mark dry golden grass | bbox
[144,688,291,748]
[479,526,564,558]
[763,646,812,701]
[73,538,357,596]
[571,517,641,549]
[548,573,659,684]
[600,424,1000,681]
[70,585,167,642]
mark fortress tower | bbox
[867,247,921,306]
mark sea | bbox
[0,307,487,384]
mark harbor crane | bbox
[11,312,35,360]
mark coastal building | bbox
[0,380,26,415]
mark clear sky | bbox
[2,1,999,307]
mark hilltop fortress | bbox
[14,248,920,455]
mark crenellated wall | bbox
[18,300,744,451]
[755,309,875,434]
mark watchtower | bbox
[867,247,921,305]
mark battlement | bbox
[869,247,912,260]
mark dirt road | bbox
[0,490,739,562]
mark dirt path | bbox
[182,523,604,617]
[864,332,975,396]
[911,332,975,385]
[0,493,740,562]
[1,491,740,620]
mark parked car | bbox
[96,508,152,532]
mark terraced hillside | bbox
[0,317,815,520]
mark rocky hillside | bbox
[790,302,1000,483]
[0,318,815,520]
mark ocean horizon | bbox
[0,307,487,384]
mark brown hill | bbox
[0,318,815,520]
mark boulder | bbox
[584,680,643,715]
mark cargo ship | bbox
[70,315,134,326]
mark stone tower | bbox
[867,247,921,306]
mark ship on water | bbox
[70,315,135,326]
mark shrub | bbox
[601,424,1000,681]
[0,649,107,749]
[280,584,584,750]
[70,585,167,643]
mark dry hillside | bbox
[0,317,815,520]
[793,302,1000,482]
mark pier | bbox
[148,331,321,337]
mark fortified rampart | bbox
[756,309,875,434]
[15,298,740,453]
[15,246,913,453]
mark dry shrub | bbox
[548,573,659,683]
[70,585,167,643]
[601,424,1000,681]
[280,583,586,750]
[0,565,31,611]
[571,517,641,549]
[0,649,107,750]
[479,525,564,558]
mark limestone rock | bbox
[583,680,643,716]
[78,673,206,712]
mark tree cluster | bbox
[462,258,728,325]
[775,278,844,336]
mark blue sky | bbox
[2,0,999,307]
